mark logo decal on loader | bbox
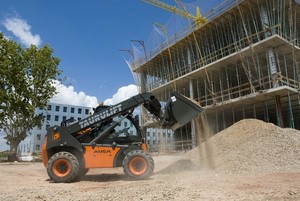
[94,150,112,154]
[78,104,122,129]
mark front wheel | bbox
[47,151,79,183]
[123,150,154,179]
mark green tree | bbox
[0,32,61,155]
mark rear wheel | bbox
[47,151,79,183]
[123,150,154,179]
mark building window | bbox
[85,109,89,115]
[36,134,41,141]
[55,106,60,112]
[46,125,50,130]
[46,115,51,121]
[47,105,52,111]
[78,108,82,114]
[71,107,74,113]
[63,116,67,121]
[78,117,81,121]
[147,132,150,137]
[36,145,40,151]
[55,115,59,121]
[63,107,67,112]
[124,122,128,127]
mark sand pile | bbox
[187,118,300,174]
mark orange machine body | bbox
[83,146,121,168]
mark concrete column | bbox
[187,47,197,148]
[267,49,279,88]
[275,95,284,128]
[258,8,283,129]
[189,80,197,149]
[261,5,271,37]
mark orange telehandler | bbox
[42,92,203,183]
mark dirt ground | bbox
[1,119,299,200]
[1,153,299,201]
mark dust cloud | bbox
[153,112,217,175]
[194,113,216,170]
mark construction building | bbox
[128,0,300,150]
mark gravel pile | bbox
[187,118,300,174]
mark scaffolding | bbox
[129,0,300,148]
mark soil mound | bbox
[187,118,300,174]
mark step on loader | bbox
[42,92,203,183]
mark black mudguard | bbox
[46,126,84,153]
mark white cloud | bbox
[3,17,42,47]
[104,84,139,105]
[50,81,98,108]
[52,82,140,108]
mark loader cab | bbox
[95,114,141,145]
[91,104,142,144]
[74,113,142,146]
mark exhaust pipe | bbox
[162,92,204,130]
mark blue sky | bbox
[0,0,223,104]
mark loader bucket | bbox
[163,92,204,130]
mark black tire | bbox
[47,151,79,183]
[123,150,154,179]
